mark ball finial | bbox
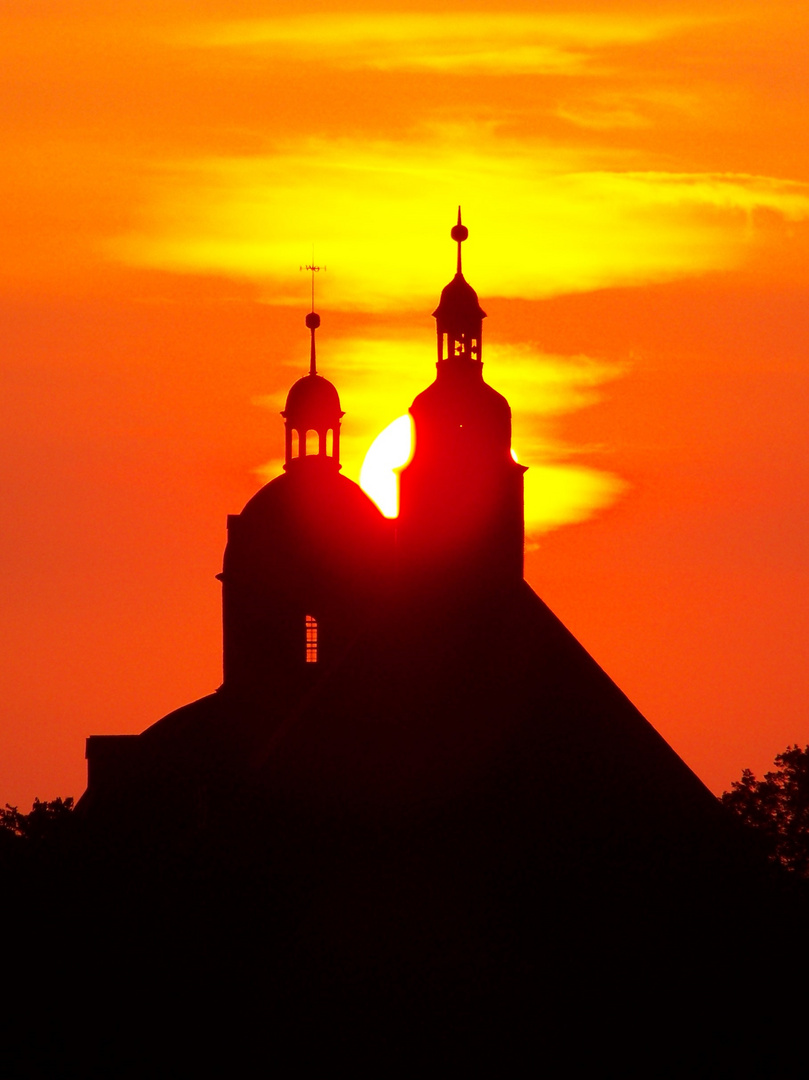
[451,207,468,274]
[451,205,468,244]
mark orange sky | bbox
[2,0,809,805]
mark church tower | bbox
[397,210,526,591]
[219,308,389,701]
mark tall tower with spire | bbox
[397,210,526,592]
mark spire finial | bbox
[300,249,325,376]
[450,206,468,276]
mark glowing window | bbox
[305,615,318,663]
[326,429,333,456]
[305,430,318,456]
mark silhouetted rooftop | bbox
[282,373,342,424]
[432,273,487,335]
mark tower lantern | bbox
[432,207,487,366]
[281,309,344,469]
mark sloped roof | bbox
[240,581,733,881]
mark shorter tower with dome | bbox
[220,305,390,699]
[82,289,392,817]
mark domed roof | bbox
[432,274,487,334]
[238,468,377,525]
[283,373,343,425]
[223,469,391,587]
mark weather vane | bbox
[300,247,326,312]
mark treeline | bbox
[5,745,809,876]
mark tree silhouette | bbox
[722,745,809,876]
[0,797,74,847]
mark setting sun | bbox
[360,414,413,517]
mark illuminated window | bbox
[305,430,318,456]
[326,429,333,456]
[305,615,318,663]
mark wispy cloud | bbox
[555,88,702,131]
[110,130,809,306]
[182,12,713,76]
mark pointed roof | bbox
[432,208,487,333]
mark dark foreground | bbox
[2,800,808,1078]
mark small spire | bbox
[300,249,326,377]
[450,206,469,276]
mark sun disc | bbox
[360,415,413,517]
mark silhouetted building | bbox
[73,214,781,1068]
[81,211,751,865]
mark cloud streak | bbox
[110,132,809,306]
[183,12,714,76]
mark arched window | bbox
[305,429,318,457]
[305,615,318,663]
[325,429,334,457]
[291,430,300,458]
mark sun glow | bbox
[358,411,625,535]
[360,415,413,517]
